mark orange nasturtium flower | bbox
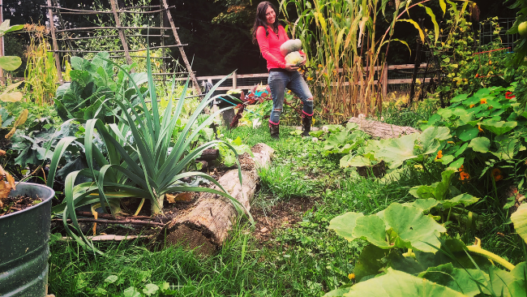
[480,98,487,104]
[459,165,464,172]
[348,273,355,280]
[435,150,443,160]
[307,77,313,81]
[469,104,475,108]
[478,124,484,133]
[318,64,323,68]
[492,168,503,182]
[460,171,470,181]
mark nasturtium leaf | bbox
[441,194,480,209]
[376,133,419,168]
[448,158,464,170]
[0,56,21,71]
[511,204,527,245]
[328,212,364,241]
[418,263,488,297]
[352,215,391,249]
[353,244,387,282]
[481,120,517,136]
[436,154,454,165]
[344,268,465,296]
[455,143,468,157]
[451,93,469,103]
[457,125,479,142]
[384,204,446,253]
[468,137,490,153]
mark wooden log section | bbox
[348,117,420,139]
[159,143,274,254]
[196,149,219,161]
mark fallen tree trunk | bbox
[158,143,274,254]
[197,149,219,161]
[348,117,420,139]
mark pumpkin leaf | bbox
[511,204,527,245]
[328,212,364,241]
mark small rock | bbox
[260,227,268,233]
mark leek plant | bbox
[47,49,247,253]
[280,0,442,122]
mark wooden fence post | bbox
[109,0,132,65]
[382,64,388,100]
[161,0,201,95]
[232,70,237,89]
[46,0,64,84]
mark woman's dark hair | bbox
[252,1,280,44]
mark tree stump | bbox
[159,143,274,254]
[348,117,420,139]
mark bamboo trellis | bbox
[43,0,201,94]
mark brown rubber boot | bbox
[302,116,312,137]
[269,124,280,139]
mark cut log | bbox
[197,149,219,161]
[348,117,420,139]
[158,143,274,254]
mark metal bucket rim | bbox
[0,182,55,220]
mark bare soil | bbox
[251,196,317,243]
[0,195,43,216]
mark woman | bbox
[252,1,314,139]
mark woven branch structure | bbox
[43,0,201,93]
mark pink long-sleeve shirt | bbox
[256,25,304,72]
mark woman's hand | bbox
[284,63,299,72]
[299,54,307,67]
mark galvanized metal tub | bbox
[0,182,55,297]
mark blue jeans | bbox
[268,70,313,125]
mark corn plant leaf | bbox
[512,204,527,244]
[384,203,446,253]
[382,38,411,55]
[439,0,447,16]
[418,4,439,43]
[397,19,425,43]
[328,212,364,241]
[344,268,465,296]
[418,263,488,297]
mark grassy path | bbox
[47,125,474,296]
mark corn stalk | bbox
[281,0,440,123]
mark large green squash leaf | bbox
[419,126,451,154]
[404,198,440,212]
[344,268,466,296]
[0,56,22,71]
[511,204,527,244]
[353,245,387,282]
[481,119,517,136]
[441,194,479,209]
[376,133,419,168]
[384,204,446,253]
[409,169,455,201]
[353,215,392,248]
[418,263,487,296]
[328,212,364,241]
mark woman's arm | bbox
[256,26,286,69]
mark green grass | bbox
[48,124,524,296]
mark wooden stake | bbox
[46,0,63,84]
[161,0,201,95]
[109,0,132,65]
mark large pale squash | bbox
[285,51,303,66]
[280,39,302,56]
